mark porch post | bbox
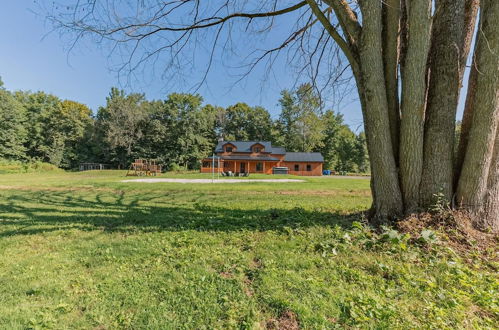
[212,154,215,182]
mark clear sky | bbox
[0,1,467,131]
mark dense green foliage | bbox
[0,171,496,328]
[0,79,368,171]
[95,88,149,167]
[320,111,370,173]
[278,84,325,153]
[9,91,92,169]
[0,79,27,160]
[221,103,274,141]
[0,158,61,174]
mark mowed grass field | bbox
[0,171,497,329]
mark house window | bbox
[294,164,299,171]
[203,161,210,168]
[226,146,233,152]
[307,164,312,172]
[256,162,263,171]
[254,147,260,153]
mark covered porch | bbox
[200,157,278,175]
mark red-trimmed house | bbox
[201,141,324,176]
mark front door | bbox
[240,162,246,173]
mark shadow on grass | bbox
[0,190,365,237]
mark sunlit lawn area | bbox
[0,171,496,328]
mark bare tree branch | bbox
[305,0,359,74]
[42,0,358,107]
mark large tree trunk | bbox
[399,0,433,212]
[420,0,466,207]
[399,0,408,83]
[455,0,481,184]
[480,130,499,231]
[451,0,481,87]
[456,0,499,228]
[455,56,478,184]
[382,0,401,163]
[460,0,481,76]
[358,0,403,221]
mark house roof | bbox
[271,147,286,155]
[215,141,287,155]
[207,155,280,161]
[215,141,273,153]
[213,141,324,162]
[284,152,324,162]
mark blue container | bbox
[323,170,331,176]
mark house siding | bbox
[283,162,323,176]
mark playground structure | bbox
[126,159,162,176]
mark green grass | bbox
[0,171,497,329]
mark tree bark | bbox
[460,0,481,77]
[399,0,432,212]
[455,0,483,182]
[325,0,361,48]
[399,0,408,82]
[455,49,478,185]
[358,0,403,221]
[480,129,499,231]
[420,0,466,206]
[382,0,401,163]
[456,0,499,227]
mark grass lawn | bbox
[0,171,497,328]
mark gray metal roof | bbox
[271,147,286,155]
[215,141,273,153]
[208,155,279,161]
[284,152,324,162]
[213,141,323,162]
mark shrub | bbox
[168,163,183,172]
[0,159,61,174]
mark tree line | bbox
[0,80,369,172]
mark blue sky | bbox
[0,1,468,131]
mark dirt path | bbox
[121,178,305,184]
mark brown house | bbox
[201,141,324,176]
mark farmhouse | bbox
[201,141,324,176]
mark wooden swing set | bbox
[126,159,162,176]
